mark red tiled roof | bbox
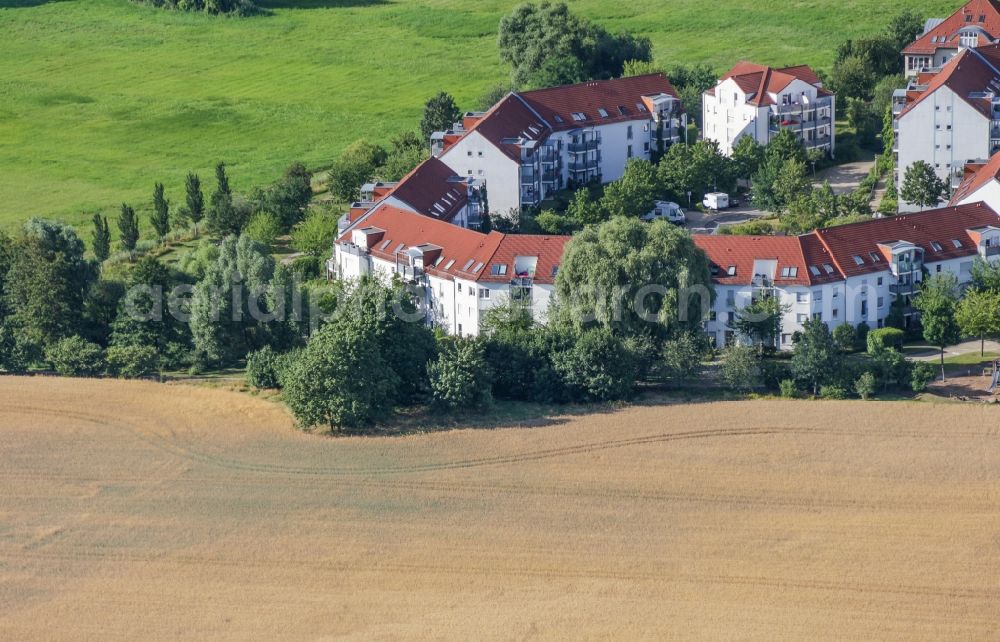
[518,73,682,130]
[899,45,1000,118]
[386,156,469,223]
[717,62,827,106]
[339,204,569,284]
[462,94,550,162]
[693,235,813,286]
[903,0,1000,54]
[809,202,1000,277]
[477,234,571,285]
[951,150,1000,203]
[694,203,1000,286]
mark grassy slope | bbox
[0,0,954,232]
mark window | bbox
[869,252,881,263]
[832,309,839,319]
[877,276,883,286]
[936,264,942,272]
[458,324,462,336]
[930,241,943,252]
[444,259,455,270]
[457,283,463,293]
[727,311,735,325]
[796,293,807,303]
[797,314,808,323]
[643,142,650,152]
[598,107,609,118]
[823,264,834,274]
[472,262,484,273]
[832,288,839,298]
[781,266,799,278]
[469,287,476,298]
[853,255,865,266]
[379,239,392,251]
[491,264,508,276]
[812,312,822,321]
[878,297,885,308]
[809,265,821,276]
[814,290,823,302]
[551,266,559,278]
[781,334,791,345]
[462,259,475,271]
[627,125,633,140]
[627,145,633,158]
[709,311,717,321]
[951,239,963,248]
[726,290,736,306]
[726,265,737,276]
[477,151,483,157]
[467,151,473,157]
[479,288,490,299]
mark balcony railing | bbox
[982,246,1000,257]
[568,139,600,153]
[568,158,599,172]
[775,96,833,115]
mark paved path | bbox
[905,339,1000,361]
[814,155,876,195]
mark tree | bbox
[91,214,111,262]
[244,211,282,249]
[772,159,812,210]
[956,288,1000,356]
[328,140,387,203]
[185,172,205,230]
[731,135,764,183]
[765,128,807,164]
[291,209,339,257]
[867,327,904,353]
[427,338,493,410]
[419,91,462,141]
[378,132,427,182]
[106,344,159,379]
[117,203,139,253]
[151,182,170,237]
[732,293,789,350]
[900,161,947,209]
[720,343,760,393]
[566,187,606,226]
[208,162,246,236]
[913,273,961,381]
[525,53,586,88]
[832,323,856,352]
[660,331,708,382]
[250,162,314,232]
[791,319,842,395]
[476,84,511,110]
[854,371,877,400]
[110,255,191,368]
[832,54,876,101]
[622,59,661,77]
[846,97,881,148]
[497,2,650,87]
[658,140,730,205]
[971,257,1000,293]
[551,326,639,401]
[884,9,925,54]
[600,158,660,218]
[555,217,713,347]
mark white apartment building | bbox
[902,0,1000,76]
[696,203,1000,349]
[329,203,568,337]
[432,73,686,215]
[893,43,1000,211]
[702,62,835,157]
[339,156,485,234]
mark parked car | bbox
[641,200,686,225]
[702,192,730,212]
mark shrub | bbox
[910,361,936,392]
[427,339,493,411]
[245,346,281,389]
[760,360,791,391]
[854,371,877,400]
[820,385,848,400]
[867,327,905,353]
[106,345,159,379]
[854,322,870,352]
[779,379,797,398]
[720,343,760,393]
[45,336,105,377]
[290,255,321,280]
[551,328,638,402]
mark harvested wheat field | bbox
[1,377,998,640]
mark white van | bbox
[702,192,730,212]
[641,200,686,225]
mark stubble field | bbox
[0,376,998,639]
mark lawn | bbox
[1,0,955,233]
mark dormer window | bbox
[726,265,737,276]
[853,255,865,266]
[930,241,943,252]
[952,239,963,248]
[823,264,834,274]
[809,265,821,276]
[868,252,882,263]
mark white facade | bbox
[437,130,522,216]
[894,85,995,211]
[703,74,835,157]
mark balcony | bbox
[982,245,1000,258]
[568,157,599,172]
[541,168,560,182]
[568,139,600,153]
[775,95,833,116]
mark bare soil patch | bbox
[1,377,998,639]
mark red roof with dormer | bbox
[898,44,1000,118]
[903,0,1000,55]
[706,62,830,106]
[693,235,812,286]
[386,156,470,223]
[339,204,569,284]
[951,150,1000,203]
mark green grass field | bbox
[1,0,953,232]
